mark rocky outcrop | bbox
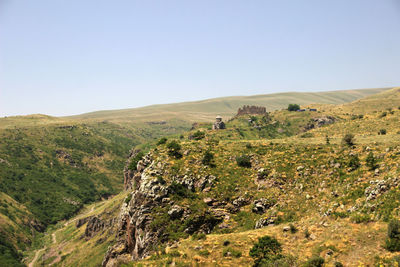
[236,105,267,116]
[365,177,400,201]
[55,149,80,167]
[304,116,335,131]
[252,198,276,214]
[75,215,116,239]
[103,153,222,266]
[85,217,106,238]
[255,217,276,229]
[76,216,94,228]
[123,150,152,191]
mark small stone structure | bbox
[236,105,267,116]
[212,115,226,130]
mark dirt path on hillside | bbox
[52,232,57,244]
[28,247,45,267]
[64,205,95,227]
[27,204,96,266]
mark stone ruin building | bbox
[236,105,267,116]
[212,115,226,130]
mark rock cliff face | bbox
[102,151,223,266]
[103,152,160,266]
[123,149,146,191]
[304,116,336,131]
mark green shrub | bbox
[378,129,387,135]
[380,111,387,118]
[289,224,298,234]
[304,228,311,239]
[348,155,360,171]
[366,152,378,170]
[334,262,344,267]
[325,135,330,144]
[128,151,145,171]
[249,235,282,266]
[169,182,195,199]
[166,140,182,159]
[342,133,355,147]
[157,137,168,145]
[351,213,370,224]
[191,130,205,140]
[236,155,252,168]
[304,256,324,267]
[202,151,215,167]
[223,240,230,246]
[288,104,300,111]
[386,220,400,252]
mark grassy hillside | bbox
[68,87,390,123]
[120,91,400,266]
[0,192,36,267]
[43,88,400,266]
[0,87,396,266]
[24,192,127,267]
[0,120,188,266]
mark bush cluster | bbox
[157,137,168,145]
[386,220,400,252]
[366,152,378,170]
[287,104,300,111]
[347,155,360,171]
[190,130,205,140]
[128,151,145,171]
[236,155,252,168]
[166,140,182,159]
[202,150,215,167]
[342,133,355,147]
[249,235,282,266]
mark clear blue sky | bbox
[1,0,399,116]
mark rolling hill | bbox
[0,86,395,266]
[67,87,390,124]
[25,87,400,266]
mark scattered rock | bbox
[255,217,276,229]
[168,205,184,219]
[252,198,275,214]
[203,197,215,206]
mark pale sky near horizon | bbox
[1,0,400,117]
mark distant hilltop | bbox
[236,105,267,116]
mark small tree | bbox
[342,133,355,147]
[166,140,182,159]
[366,152,378,170]
[288,104,300,111]
[386,220,400,252]
[249,236,282,266]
